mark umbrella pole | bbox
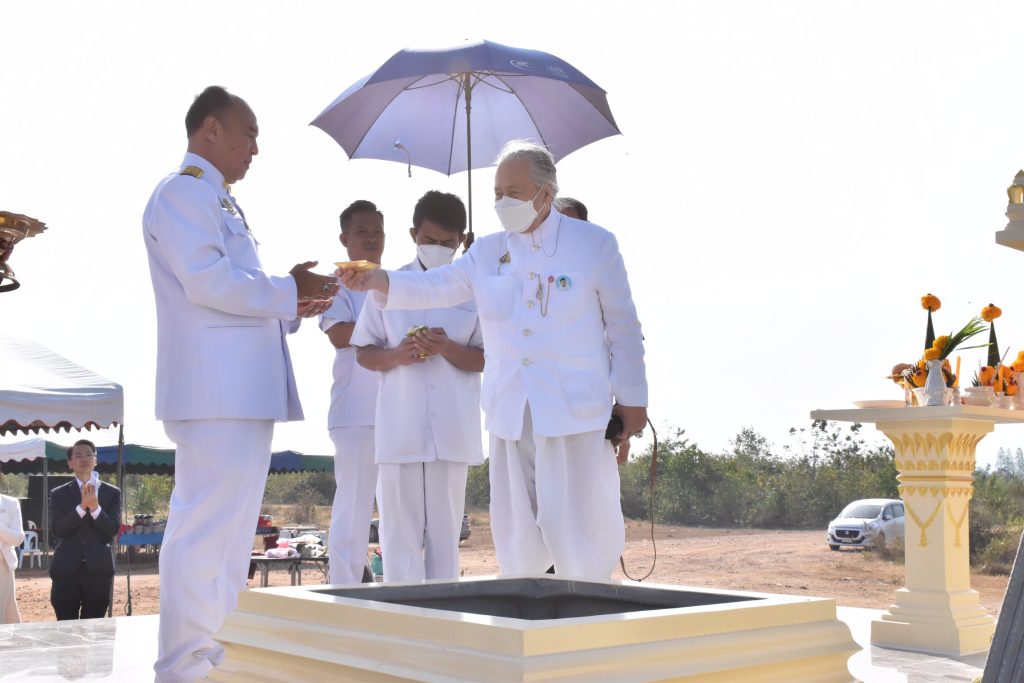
[463,72,474,249]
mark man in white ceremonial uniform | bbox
[351,190,484,582]
[341,142,647,579]
[143,86,339,683]
[320,199,384,585]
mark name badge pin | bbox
[556,275,572,291]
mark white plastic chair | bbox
[18,530,42,569]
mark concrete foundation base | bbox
[212,576,859,682]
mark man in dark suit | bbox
[49,439,121,620]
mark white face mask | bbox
[416,243,457,269]
[494,186,544,233]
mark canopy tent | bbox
[0,442,334,476]
[0,438,47,464]
[0,338,123,436]
[0,338,125,586]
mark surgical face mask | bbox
[494,186,544,233]
[416,243,457,269]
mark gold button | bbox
[522,329,533,337]
[526,301,535,308]
[522,359,533,366]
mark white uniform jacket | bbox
[142,153,303,422]
[381,210,647,441]
[0,494,24,573]
[353,260,484,464]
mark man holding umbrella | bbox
[341,140,647,579]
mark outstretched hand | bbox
[338,267,389,294]
[291,261,340,301]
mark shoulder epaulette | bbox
[179,166,204,179]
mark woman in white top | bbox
[0,486,25,624]
[352,191,484,582]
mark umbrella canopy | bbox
[311,39,620,239]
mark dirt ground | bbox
[11,516,1011,623]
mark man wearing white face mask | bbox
[350,190,484,582]
[340,140,648,580]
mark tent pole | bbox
[116,424,125,504]
[42,451,48,569]
[463,72,474,250]
[117,423,131,617]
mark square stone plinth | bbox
[212,576,859,682]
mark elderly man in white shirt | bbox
[143,86,338,683]
[352,190,484,583]
[341,141,648,580]
[320,200,384,585]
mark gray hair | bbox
[494,140,559,196]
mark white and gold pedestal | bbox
[211,576,859,682]
[813,406,1024,656]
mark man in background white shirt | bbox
[320,200,384,585]
[352,191,483,582]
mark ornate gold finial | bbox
[1009,170,1024,204]
[0,212,47,243]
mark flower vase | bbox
[924,359,947,406]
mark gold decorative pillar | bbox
[873,418,993,656]
[811,407,1024,656]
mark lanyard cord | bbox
[620,418,658,582]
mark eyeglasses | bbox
[70,453,96,460]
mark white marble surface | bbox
[0,608,987,681]
[843,607,986,682]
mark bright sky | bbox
[4,1,1024,468]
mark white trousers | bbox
[0,559,19,624]
[327,426,377,585]
[377,460,467,582]
[154,419,274,683]
[489,406,625,579]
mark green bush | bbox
[465,459,489,510]
[617,420,1024,574]
[621,421,898,530]
[974,522,1023,575]
[262,472,335,506]
[124,474,173,517]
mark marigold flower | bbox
[921,293,941,312]
[923,347,941,361]
[981,304,1002,322]
[933,335,950,352]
